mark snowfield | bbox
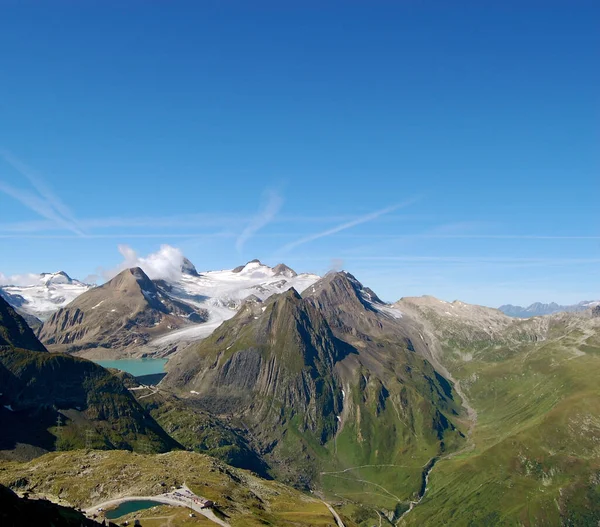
[0,272,92,320]
[151,261,320,346]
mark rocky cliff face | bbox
[0,296,46,352]
[38,267,208,356]
[166,289,346,447]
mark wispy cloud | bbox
[0,180,83,235]
[236,189,283,253]
[277,198,418,254]
[0,232,234,239]
[0,149,84,235]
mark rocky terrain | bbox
[0,295,47,352]
[3,258,321,358]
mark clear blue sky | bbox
[1,1,598,306]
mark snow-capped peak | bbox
[40,271,73,286]
[0,272,92,320]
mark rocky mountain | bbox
[3,258,320,354]
[0,295,179,461]
[0,271,92,321]
[38,267,208,357]
[499,299,600,318]
[164,272,465,510]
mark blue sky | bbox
[0,1,598,306]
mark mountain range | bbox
[0,256,598,526]
[499,299,600,318]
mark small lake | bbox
[105,499,163,519]
[93,358,167,377]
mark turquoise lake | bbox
[93,358,167,377]
[104,499,163,519]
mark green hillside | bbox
[396,303,600,526]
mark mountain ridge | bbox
[499,299,600,318]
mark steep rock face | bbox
[592,305,600,318]
[0,296,46,352]
[38,267,207,355]
[181,257,199,276]
[166,289,346,445]
[165,274,464,494]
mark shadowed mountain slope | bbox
[0,296,179,460]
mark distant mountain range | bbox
[499,300,600,318]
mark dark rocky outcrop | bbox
[0,484,117,527]
[181,257,200,276]
[592,305,600,318]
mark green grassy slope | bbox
[0,450,358,527]
[400,311,600,526]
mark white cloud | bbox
[0,272,42,287]
[104,244,186,282]
[236,189,283,253]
